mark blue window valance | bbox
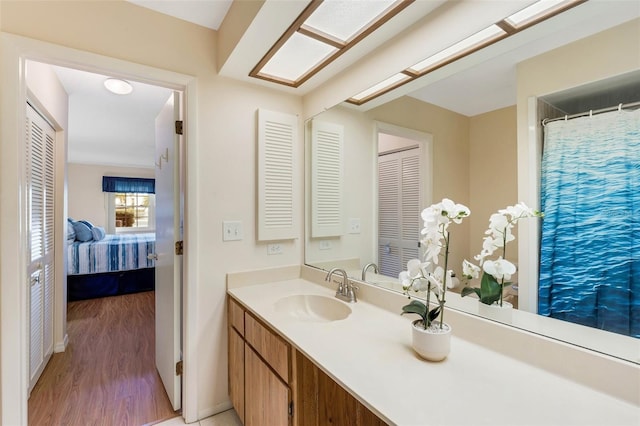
[102,176,155,194]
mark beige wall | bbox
[468,106,518,261]
[67,163,154,228]
[2,0,303,419]
[368,97,470,209]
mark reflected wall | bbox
[305,17,640,363]
[306,97,519,290]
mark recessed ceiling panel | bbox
[409,25,506,73]
[260,32,338,82]
[350,73,411,101]
[506,0,568,27]
[304,0,398,42]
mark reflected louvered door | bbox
[378,148,421,278]
[311,120,343,237]
[26,103,55,393]
[257,109,299,241]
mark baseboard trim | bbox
[54,333,68,353]
[198,401,233,422]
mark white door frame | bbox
[0,33,200,425]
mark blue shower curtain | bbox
[538,109,640,338]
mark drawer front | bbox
[245,312,290,383]
[229,297,245,336]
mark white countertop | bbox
[228,278,639,426]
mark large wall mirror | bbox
[304,1,639,364]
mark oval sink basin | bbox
[274,294,352,322]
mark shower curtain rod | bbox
[542,100,640,126]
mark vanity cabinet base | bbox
[228,295,386,426]
[293,350,387,426]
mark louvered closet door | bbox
[26,103,55,393]
[378,148,421,278]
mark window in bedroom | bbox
[114,192,154,229]
[102,176,155,233]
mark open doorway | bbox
[376,123,432,279]
[25,62,183,425]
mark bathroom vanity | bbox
[227,266,639,426]
[228,295,386,425]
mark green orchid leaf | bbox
[401,300,427,318]
[461,287,481,298]
[428,306,441,322]
[480,272,502,305]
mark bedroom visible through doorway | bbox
[25,61,183,424]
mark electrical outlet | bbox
[267,243,283,255]
[319,240,332,250]
[222,220,243,241]
[348,218,361,234]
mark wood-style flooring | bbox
[28,291,177,426]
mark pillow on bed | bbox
[72,221,93,242]
[91,226,106,241]
[67,222,76,241]
[79,219,94,229]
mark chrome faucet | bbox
[361,262,379,281]
[325,268,358,303]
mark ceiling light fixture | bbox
[104,78,133,95]
[251,0,414,88]
[347,0,585,106]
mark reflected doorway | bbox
[376,126,431,278]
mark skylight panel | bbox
[304,0,398,42]
[250,0,413,88]
[505,0,570,27]
[259,32,338,83]
[350,73,411,102]
[408,25,506,73]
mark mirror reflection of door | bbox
[377,132,424,278]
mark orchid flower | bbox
[461,202,543,306]
[400,198,470,329]
[482,257,516,281]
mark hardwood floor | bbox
[28,291,176,426]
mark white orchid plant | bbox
[461,202,543,306]
[400,198,470,330]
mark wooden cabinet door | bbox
[295,349,388,426]
[318,368,359,425]
[228,327,245,424]
[245,345,290,426]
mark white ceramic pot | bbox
[411,320,452,361]
[477,300,513,323]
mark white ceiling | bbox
[54,67,172,168]
[57,0,639,168]
[126,0,232,30]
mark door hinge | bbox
[175,120,184,135]
[176,360,183,376]
[288,401,293,417]
[175,240,184,255]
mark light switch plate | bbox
[348,218,361,234]
[223,220,243,241]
